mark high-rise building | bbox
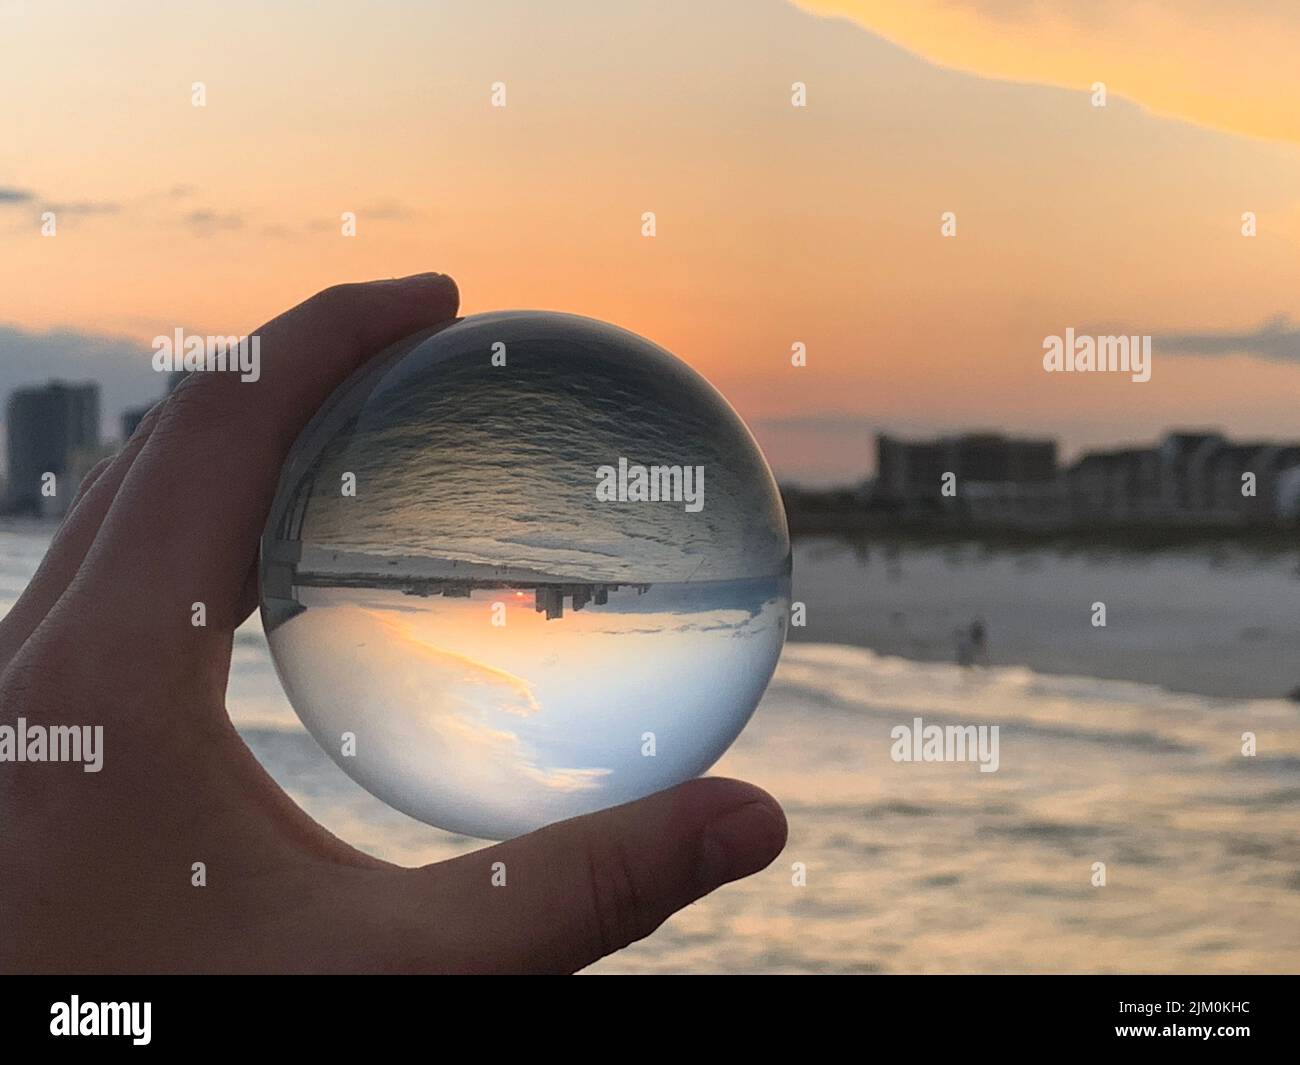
[4,381,101,516]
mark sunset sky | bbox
[2,0,1298,483]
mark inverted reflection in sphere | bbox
[261,312,791,840]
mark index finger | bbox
[71,273,459,641]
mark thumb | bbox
[402,778,786,973]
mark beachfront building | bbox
[1203,443,1300,521]
[875,432,1058,511]
[1066,448,1162,520]
[1067,432,1300,525]
[870,428,1300,528]
[1277,467,1300,521]
[3,380,103,518]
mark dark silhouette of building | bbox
[876,432,1057,504]
[535,586,565,620]
[1066,431,1300,524]
[1066,448,1160,519]
[1212,444,1300,519]
[4,381,100,516]
[861,427,1300,528]
[532,583,629,620]
[1157,431,1225,512]
[876,435,948,502]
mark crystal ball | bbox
[260,311,791,840]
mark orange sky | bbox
[1,0,1298,482]
[798,0,1300,145]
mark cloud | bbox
[301,202,413,233]
[45,201,121,216]
[181,209,245,233]
[358,200,414,221]
[0,186,119,219]
[1156,315,1300,363]
[941,0,1300,25]
[936,0,1042,23]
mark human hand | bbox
[0,274,787,973]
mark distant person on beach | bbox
[0,274,786,973]
[954,626,975,666]
[955,618,988,668]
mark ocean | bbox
[3,523,1299,972]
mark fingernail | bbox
[699,800,787,890]
[388,271,449,286]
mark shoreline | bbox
[788,535,1300,702]
[785,627,1299,703]
[787,518,1300,554]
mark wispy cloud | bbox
[359,200,414,221]
[939,0,1043,24]
[943,0,1300,28]
[181,209,245,234]
[1156,315,1300,363]
[45,201,121,216]
[304,201,414,233]
[1,186,119,217]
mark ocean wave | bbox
[773,643,1300,760]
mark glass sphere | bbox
[260,311,791,840]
